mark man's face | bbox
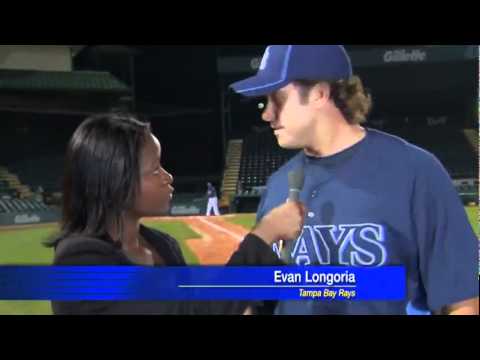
[261,83,315,150]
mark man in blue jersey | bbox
[230,45,479,315]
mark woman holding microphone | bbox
[50,113,305,315]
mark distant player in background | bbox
[35,185,44,203]
[231,45,479,315]
[206,182,220,216]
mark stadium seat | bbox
[236,126,477,198]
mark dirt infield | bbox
[183,217,249,265]
[150,216,250,265]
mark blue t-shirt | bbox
[257,129,479,315]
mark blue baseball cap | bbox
[230,45,353,98]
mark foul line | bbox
[197,218,244,242]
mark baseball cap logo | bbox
[259,46,271,71]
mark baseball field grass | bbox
[0,208,477,315]
[0,220,202,315]
[225,214,256,230]
[466,206,479,237]
[142,220,201,265]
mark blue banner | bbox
[0,266,406,301]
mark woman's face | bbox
[133,133,174,217]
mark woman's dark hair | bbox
[296,75,373,125]
[48,113,151,247]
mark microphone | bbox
[288,168,305,202]
[280,168,305,263]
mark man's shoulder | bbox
[368,129,440,169]
[368,128,416,151]
[269,151,305,182]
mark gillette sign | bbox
[384,49,427,63]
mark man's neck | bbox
[305,116,366,158]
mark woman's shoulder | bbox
[54,234,128,266]
[141,226,177,245]
[140,225,186,265]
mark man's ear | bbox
[310,82,331,109]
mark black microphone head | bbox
[288,168,305,202]
[288,168,305,192]
[283,168,305,262]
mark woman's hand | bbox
[251,201,306,246]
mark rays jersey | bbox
[257,129,479,315]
